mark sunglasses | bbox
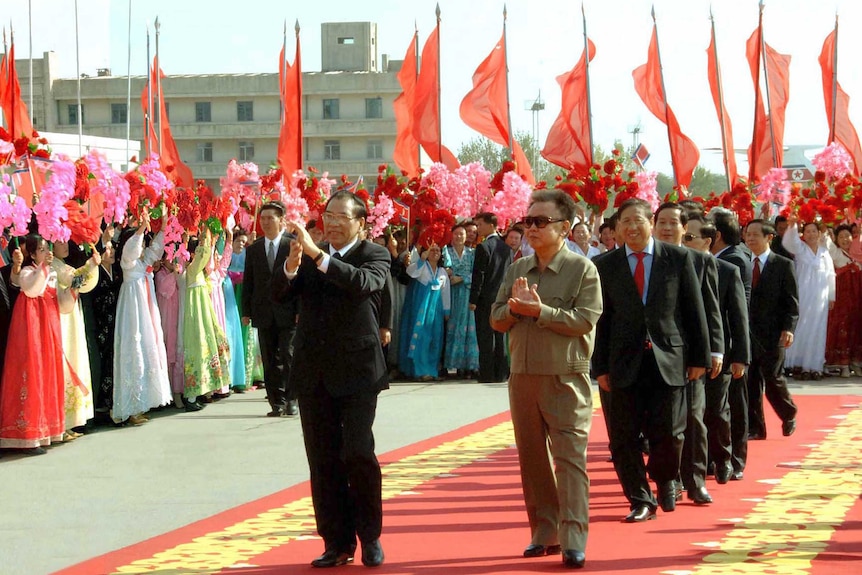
[522,216,565,229]
[683,233,700,242]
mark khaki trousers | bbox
[508,372,592,551]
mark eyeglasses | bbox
[522,216,565,229]
[322,212,357,225]
[683,233,701,242]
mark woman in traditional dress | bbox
[223,228,249,392]
[51,240,100,439]
[0,235,74,455]
[154,258,184,406]
[182,231,230,410]
[206,231,234,398]
[782,216,835,380]
[91,241,122,416]
[112,213,172,424]
[398,244,451,381]
[443,223,479,376]
[825,224,862,377]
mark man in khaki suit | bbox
[491,189,603,570]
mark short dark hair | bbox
[474,212,498,227]
[326,190,368,219]
[260,200,286,218]
[801,220,822,233]
[709,207,741,246]
[506,226,524,239]
[655,202,688,226]
[451,222,467,233]
[616,198,653,221]
[307,219,320,230]
[572,221,590,233]
[23,233,45,268]
[746,218,776,237]
[835,223,853,239]
[529,189,577,223]
[679,199,705,217]
[774,215,789,225]
[688,213,716,248]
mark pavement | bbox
[0,375,859,575]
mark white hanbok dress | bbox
[112,231,172,420]
[782,224,836,373]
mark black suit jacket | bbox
[691,249,724,356]
[242,234,298,329]
[275,240,391,398]
[593,241,710,389]
[717,245,753,304]
[470,234,512,306]
[714,258,750,367]
[748,251,799,355]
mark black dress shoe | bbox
[562,549,586,569]
[624,504,656,522]
[748,432,766,440]
[715,462,732,484]
[286,400,299,416]
[266,409,284,417]
[184,401,203,412]
[311,548,354,568]
[731,470,744,481]
[523,544,562,557]
[658,483,677,512]
[687,486,714,505]
[361,539,384,567]
[782,418,797,437]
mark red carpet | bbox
[57,395,862,575]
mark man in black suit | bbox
[708,207,753,480]
[684,216,750,485]
[744,219,799,442]
[241,201,298,417]
[771,215,794,261]
[654,204,723,507]
[470,212,513,383]
[276,190,390,568]
[594,199,710,523]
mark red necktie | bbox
[752,257,761,289]
[633,252,646,299]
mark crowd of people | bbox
[1,186,859,570]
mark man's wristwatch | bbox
[313,251,325,265]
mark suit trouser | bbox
[258,322,296,411]
[728,372,749,472]
[704,371,733,471]
[475,299,508,382]
[299,384,382,552]
[609,351,686,510]
[508,372,592,551]
[680,376,708,491]
[747,344,797,438]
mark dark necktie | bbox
[333,251,343,260]
[752,257,761,289]
[633,252,646,299]
[267,241,275,272]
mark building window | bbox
[237,101,253,122]
[338,37,355,45]
[238,141,255,162]
[365,98,383,119]
[195,102,212,122]
[323,98,340,120]
[111,103,127,124]
[67,103,83,125]
[196,142,213,162]
[366,140,383,160]
[324,140,341,160]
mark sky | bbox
[6,0,862,178]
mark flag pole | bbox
[829,13,839,144]
[28,0,33,125]
[0,29,5,129]
[651,6,678,187]
[74,0,83,157]
[155,16,162,157]
[9,26,16,139]
[282,18,287,112]
[710,7,732,191]
[414,21,421,172]
[502,4,514,158]
[582,1,594,166]
[758,0,778,170]
[295,19,302,169]
[125,0,132,168]
[145,23,152,157]
[435,3,442,162]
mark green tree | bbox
[456,131,565,184]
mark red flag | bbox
[393,32,421,176]
[819,28,862,176]
[459,33,534,184]
[413,27,459,171]
[746,27,791,182]
[0,43,35,140]
[142,57,194,188]
[541,39,595,171]
[632,27,699,187]
[707,30,738,186]
[277,33,303,176]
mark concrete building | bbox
[12,22,401,191]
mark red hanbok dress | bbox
[0,263,71,448]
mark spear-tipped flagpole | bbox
[0,28,6,129]
[74,0,83,156]
[125,0,132,167]
[145,23,152,157]
[582,1,594,166]
[758,0,778,170]
[155,16,162,157]
[829,13,839,144]
[435,3,442,162]
[503,4,514,157]
[295,18,302,168]
[710,6,732,191]
[28,0,33,124]
[281,19,287,112]
[651,6,678,186]
[9,26,16,139]
[414,20,421,171]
